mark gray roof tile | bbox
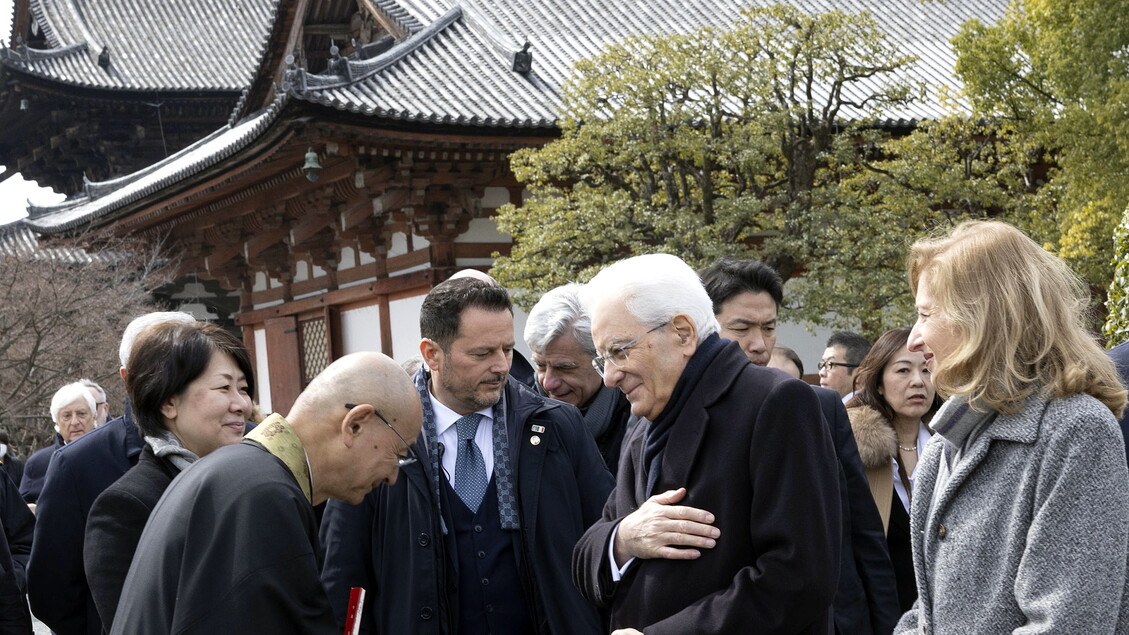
[287,0,1006,127]
[2,0,281,91]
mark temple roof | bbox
[24,0,1007,231]
[0,220,115,263]
[1,0,280,91]
[283,0,1006,128]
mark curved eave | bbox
[25,96,289,234]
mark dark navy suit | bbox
[26,412,143,635]
[19,434,63,504]
[811,385,900,635]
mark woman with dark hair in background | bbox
[846,327,942,613]
[83,321,254,631]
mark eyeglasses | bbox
[344,403,418,467]
[817,361,858,372]
[592,321,669,378]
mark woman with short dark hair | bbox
[83,321,254,630]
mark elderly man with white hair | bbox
[525,282,634,471]
[20,382,99,503]
[572,253,842,634]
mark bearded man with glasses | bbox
[573,253,842,635]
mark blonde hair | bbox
[909,220,1126,417]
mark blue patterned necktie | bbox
[453,413,489,512]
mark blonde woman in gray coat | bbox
[896,220,1129,634]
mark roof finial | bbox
[512,41,532,73]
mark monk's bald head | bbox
[291,352,420,436]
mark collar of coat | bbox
[847,405,897,470]
[244,413,313,504]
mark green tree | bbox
[492,5,924,334]
[951,0,1129,304]
[805,112,1057,331]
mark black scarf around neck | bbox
[643,332,727,495]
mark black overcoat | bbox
[572,342,841,634]
[84,446,178,629]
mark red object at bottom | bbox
[344,587,366,635]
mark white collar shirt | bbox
[428,392,494,482]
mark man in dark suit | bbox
[321,277,613,634]
[573,253,841,634]
[699,257,900,635]
[26,311,196,635]
[1107,341,1129,465]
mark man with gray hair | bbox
[525,283,633,471]
[79,379,110,427]
[572,253,841,634]
[27,311,196,635]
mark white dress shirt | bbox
[428,392,494,481]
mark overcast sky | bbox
[0,0,67,227]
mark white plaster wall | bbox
[388,294,425,362]
[293,261,309,283]
[340,305,383,354]
[254,327,272,413]
[480,186,510,209]
[456,217,509,243]
[773,320,835,380]
[385,290,532,363]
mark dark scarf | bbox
[580,385,619,441]
[413,367,520,532]
[643,333,727,495]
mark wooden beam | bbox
[264,316,302,413]
[357,0,407,39]
[237,269,433,325]
[304,23,351,36]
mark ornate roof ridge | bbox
[285,5,463,94]
[0,40,87,62]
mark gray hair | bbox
[580,253,720,343]
[78,378,106,402]
[50,382,97,424]
[524,283,596,357]
[119,311,196,367]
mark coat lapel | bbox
[513,402,549,542]
[928,397,1043,520]
[656,344,746,491]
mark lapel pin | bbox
[531,425,546,433]
[530,435,541,446]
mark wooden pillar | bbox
[264,316,302,414]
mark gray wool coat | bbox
[895,393,1129,634]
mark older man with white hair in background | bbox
[20,382,99,504]
[572,253,841,634]
[525,283,634,472]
